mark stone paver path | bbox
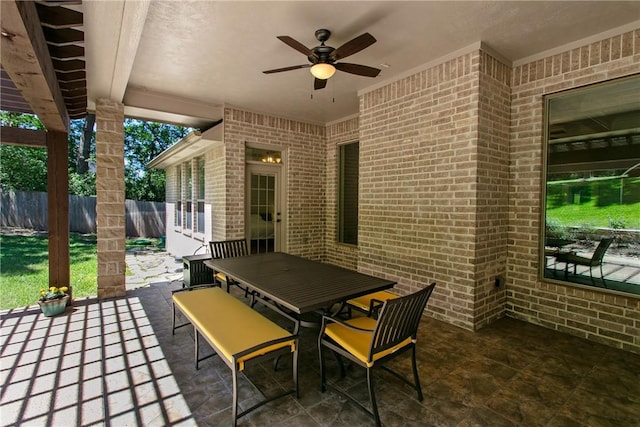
[125,249,184,290]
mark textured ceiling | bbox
[102,1,639,126]
[4,2,639,129]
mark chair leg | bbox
[172,303,176,335]
[318,341,326,393]
[232,368,238,427]
[366,367,381,427]
[334,351,346,378]
[411,345,423,401]
[293,345,299,399]
[194,328,200,370]
[600,264,607,288]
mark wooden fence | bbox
[0,190,165,237]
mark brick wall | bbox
[325,116,360,269]
[508,29,640,352]
[359,51,485,329]
[95,99,126,299]
[473,51,511,328]
[223,108,326,259]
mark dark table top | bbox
[203,252,396,314]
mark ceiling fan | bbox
[263,29,381,90]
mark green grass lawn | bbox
[0,234,165,310]
[0,233,98,310]
[546,201,640,229]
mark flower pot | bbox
[66,286,73,306]
[38,295,69,317]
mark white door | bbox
[246,165,284,253]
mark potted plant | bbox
[38,286,69,317]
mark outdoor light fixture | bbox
[310,63,336,80]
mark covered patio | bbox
[2,1,640,425]
[2,281,639,426]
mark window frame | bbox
[540,74,640,297]
[337,141,359,246]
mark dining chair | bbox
[555,237,614,287]
[209,239,251,296]
[318,283,436,427]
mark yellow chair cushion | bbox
[324,317,412,367]
[347,290,398,312]
[173,287,294,370]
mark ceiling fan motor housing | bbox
[315,29,331,42]
[312,45,335,63]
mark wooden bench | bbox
[172,286,298,426]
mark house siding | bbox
[206,144,226,241]
[508,29,640,352]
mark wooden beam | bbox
[47,130,70,289]
[1,0,69,132]
[0,126,47,147]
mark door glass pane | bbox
[250,173,275,253]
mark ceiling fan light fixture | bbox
[310,63,336,80]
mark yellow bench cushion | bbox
[173,287,294,370]
[347,290,398,312]
[324,317,412,367]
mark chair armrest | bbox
[369,298,385,315]
[321,314,375,333]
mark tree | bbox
[124,119,190,201]
[1,112,190,201]
[67,118,96,196]
[77,113,95,174]
[0,112,48,192]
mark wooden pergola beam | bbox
[1,0,69,132]
[0,126,47,147]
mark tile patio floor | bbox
[2,277,639,427]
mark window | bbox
[197,157,205,234]
[338,142,359,245]
[175,165,182,227]
[246,146,283,164]
[542,75,640,295]
[185,162,192,230]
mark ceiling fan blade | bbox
[331,33,376,60]
[314,78,327,90]
[263,64,311,74]
[277,36,317,59]
[335,62,381,77]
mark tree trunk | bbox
[76,113,95,174]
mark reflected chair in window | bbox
[209,239,251,296]
[318,283,436,427]
[555,237,614,287]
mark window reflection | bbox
[543,75,640,295]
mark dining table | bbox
[203,252,396,331]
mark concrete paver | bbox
[125,249,184,290]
